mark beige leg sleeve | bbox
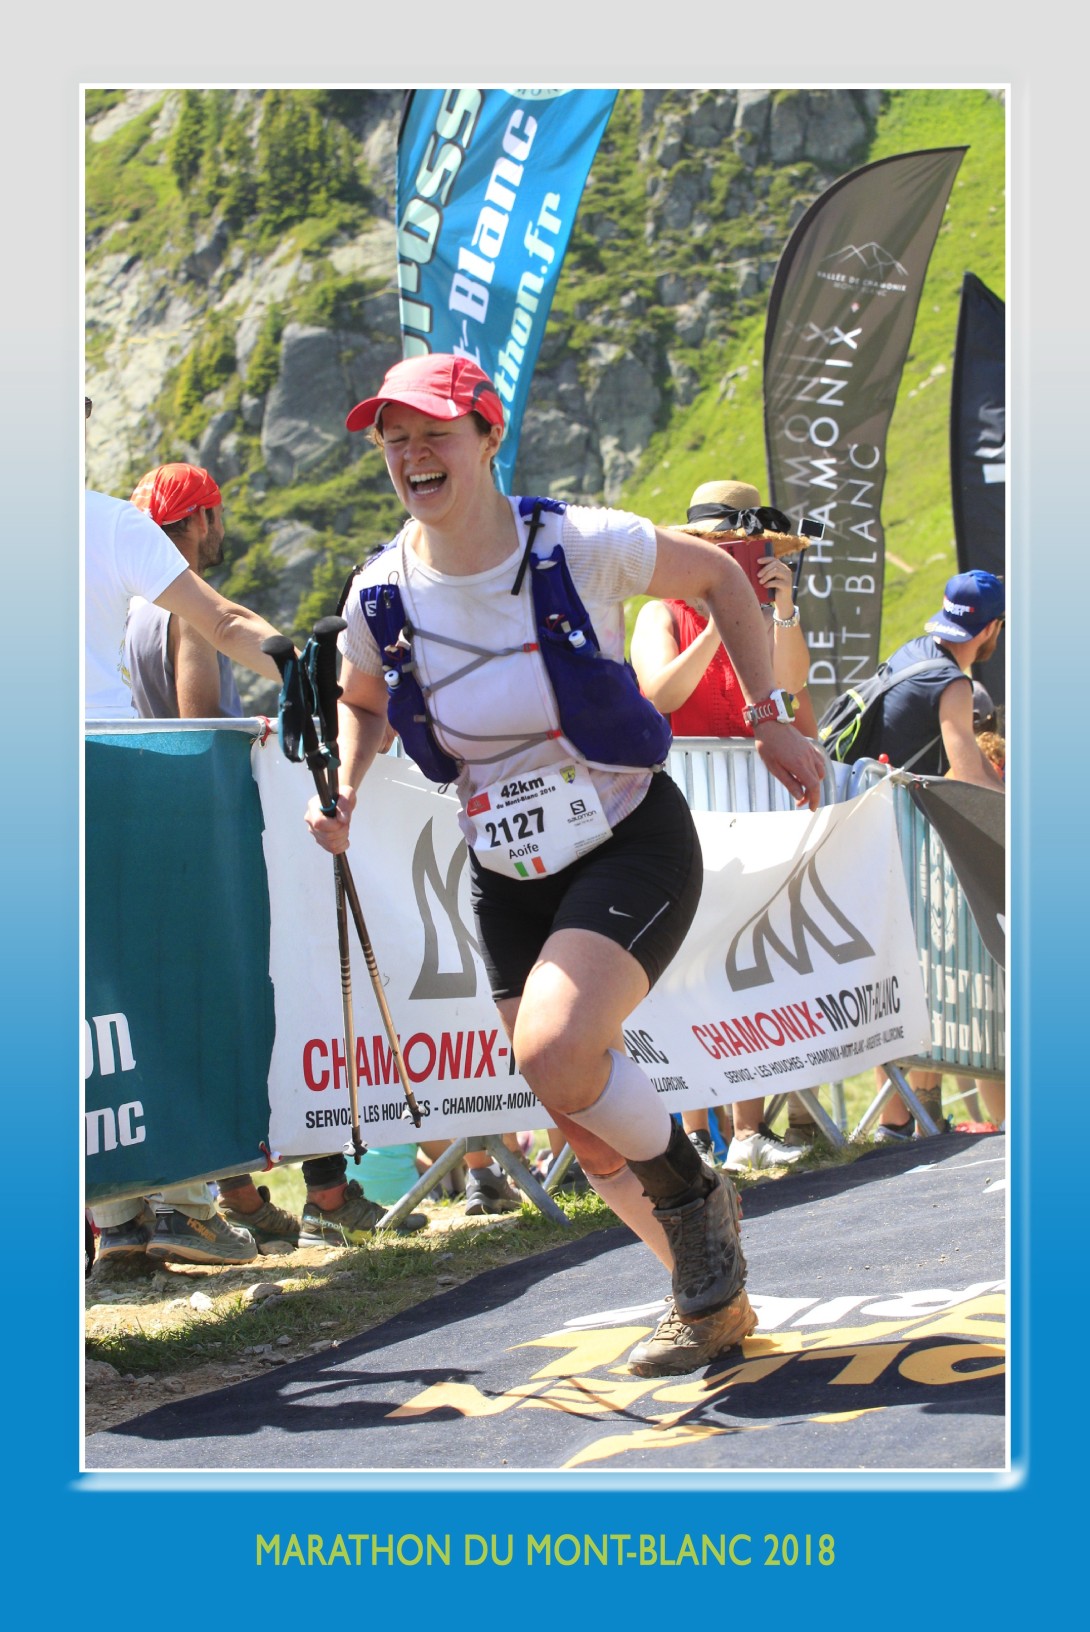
[584,1164,673,1271]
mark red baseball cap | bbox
[346,353,505,434]
[130,463,223,527]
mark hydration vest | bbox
[356,497,672,784]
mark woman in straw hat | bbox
[631,479,822,1173]
[305,354,825,1376]
[631,479,816,739]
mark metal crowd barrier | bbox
[889,782,1006,1081]
[662,739,1006,1143]
[664,736,886,814]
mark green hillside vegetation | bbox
[618,88,1006,654]
[85,86,1004,654]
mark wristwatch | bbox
[743,689,797,728]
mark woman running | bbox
[305,354,826,1376]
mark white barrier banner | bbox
[253,744,929,1156]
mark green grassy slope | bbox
[620,88,1006,655]
[86,87,1004,653]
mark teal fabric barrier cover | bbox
[84,728,275,1202]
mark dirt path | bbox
[83,1203,548,1438]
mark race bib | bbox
[466,763,613,879]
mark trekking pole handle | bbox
[261,636,334,809]
[309,615,346,763]
[261,634,299,709]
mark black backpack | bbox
[817,656,952,767]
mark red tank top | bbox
[662,599,752,738]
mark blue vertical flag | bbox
[395,87,617,492]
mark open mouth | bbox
[407,471,446,498]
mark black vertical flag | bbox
[907,778,1005,969]
[763,147,966,714]
[950,272,1006,708]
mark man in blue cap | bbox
[872,568,1006,788]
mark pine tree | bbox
[220,112,257,230]
[170,91,206,194]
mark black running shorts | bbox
[469,770,702,1001]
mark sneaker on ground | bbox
[298,1179,427,1246]
[724,1126,806,1171]
[145,1209,259,1265]
[464,1166,522,1216]
[686,1128,715,1161]
[653,1167,747,1322]
[627,1289,758,1377]
[873,1118,915,1144]
[220,1185,301,1252]
[94,1204,157,1262]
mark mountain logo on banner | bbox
[725,849,874,992]
[410,820,480,1001]
[821,241,909,277]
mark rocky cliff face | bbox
[84,86,886,709]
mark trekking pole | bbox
[305,617,423,1131]
[261,633,367,1163]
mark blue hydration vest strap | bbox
[357,500,672,785]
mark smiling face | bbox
[377,403,502,529]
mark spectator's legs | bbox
[216,1172,302,1249]
[730,1098,766,1141]
[876,1068,944,1135]
[301,1152,351,1211]
[681,1107,715,1161]
[90,1182,216,1230]
[976,1077,1006,1125]
[216,1174,266,1213]
[298,1153,427,1240]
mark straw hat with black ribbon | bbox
[676,479,819,557]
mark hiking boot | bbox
[784,1120,820,1149]
[653,1168,747,1321]
[145,1209,259,1265]
[687,1127,715,1162]
[94,1204,157,1262]
[220,1185,301,1252]
[725,1125,806,1171]
[627,1289,758,1377]
[298,1179,427,1246]
[464,1166,522,1215]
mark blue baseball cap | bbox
[925,570,1005,644]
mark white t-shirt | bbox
[85,490,188,719]
[342,498,659,831]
